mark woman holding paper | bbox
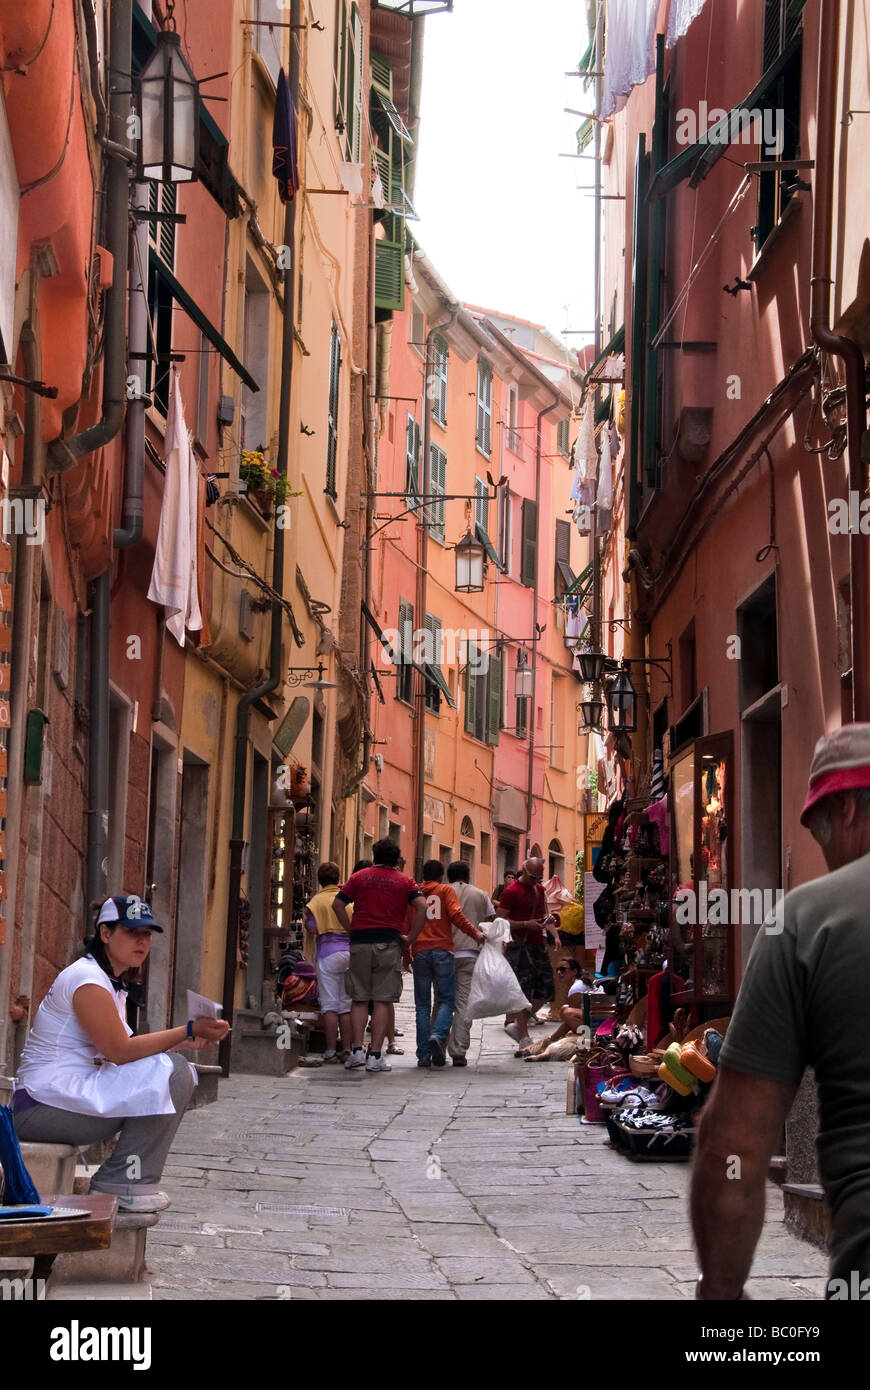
[12,895,229,1214]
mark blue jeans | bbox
[413,949,455,1060]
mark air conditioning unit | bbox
[373,753,384,773]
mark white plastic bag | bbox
[483,916,512,955]
[465,939,531,1020]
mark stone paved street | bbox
[148,990,829,1301]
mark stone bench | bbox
[18,1143,78,1199]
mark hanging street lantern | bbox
[605,663,637,733]
[579,695,603,731]
[137,29,200,183]
[575,646,606,684]
[514,654,534,701]
[454,528,485,593]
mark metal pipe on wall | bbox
[525,396,559,847]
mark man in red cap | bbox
[692,725,870,1299]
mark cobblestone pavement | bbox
[148,988,829,1301]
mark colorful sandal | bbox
[657,1061,694,1096]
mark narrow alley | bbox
[144,1000,827,1302]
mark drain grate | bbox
[255,1202,348,1217]
[156,1219,207,1233]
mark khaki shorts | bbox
[345,939,404,1003]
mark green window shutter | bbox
[465,643,477,734]
[557,417,570,458]
[521,499,538,587]
[474,475,488,534]
[334,0,348,135]
[486,652,502,744]
[371,52,392,98]
[375,239,405,313]
[429,444,446,538]
[405,414,420,505]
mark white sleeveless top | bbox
[16,955,192,1118]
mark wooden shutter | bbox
[486,652,502,744]
[476,361,492,456]
[429,444,446,537]
[465,643,477,734]
[432,336,448,425]
[334,0,348,134]
[521,499,538,587]
[326,321,341,496]
[555,518,570,565]
[406,415,420,502]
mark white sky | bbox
[414,0,595,347]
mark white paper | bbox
[186,990,223,1020]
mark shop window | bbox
[737,573,778,711]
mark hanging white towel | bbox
[596,423,613,512]
[573,404,598,486]
[147,371,203,646]
[601,0,659,119]
[666,0,709,46]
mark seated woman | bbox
[520,959,595,1051]
[12,894,229,1214]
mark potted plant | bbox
[240,447,274,512]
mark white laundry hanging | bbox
[147,371,203,646]
[596,423,613,513]
[601,0,659,119]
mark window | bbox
[326,320,341,497]
[428,444,446,541]
[516,690,528,739]
[474,475,489,535]
[253,0,283,87]
[371,54,406,316]
[498,485,512,572]
[431,336,448,426]
[424,613,443,714]
[480,830,491,866]
[556,417,571,458]
[506,382,520,454]
[146,181,177,416]
[396,598,413,704]
[334,0,364,162]
[755,0,805,252]
[460,839,475,877]
[550,674,565,769]
[410,304,425,354]
[476,359,492,456]
[241,256,270,453]
[464,644,501,744]
[521,498,538,587]
[548,838,566,881]
[405,414,421,508]
[737,573,778,710]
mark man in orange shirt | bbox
[408,860,485,1068]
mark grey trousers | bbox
[14,1053,195,1196]
[448,956,478,1058]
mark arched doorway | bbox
[548,838,565,881]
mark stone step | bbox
[190,1063,221,1109]
[47,1280,153,1301]
[782,1182,831,1251]
[18,1142,77,1199]
[51,1210,158,1285]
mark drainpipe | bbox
[809,0,869,722]
[113,174,149,550]
[525,396,559,848]
[413,299,459,883]
[47,0,131,473]
[220,1,299,1072]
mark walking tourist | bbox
[332,839,425,1073]
[444,861,494,1065]
[12,895,229,1213]
[498,857,562,1051]
[304,862,351,1062]
[492,869,517,913]
[692,725,870,1298]
[410,860,486,1068]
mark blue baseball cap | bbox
[96,894,164,933]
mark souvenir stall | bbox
[570,734,734,1160]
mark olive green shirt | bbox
[720,851,870,1280]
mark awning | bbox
[149,250,259,392]
[584,326,625,385]
[361,602,456,709]
[647,30,802,201]
[475,523,499,566]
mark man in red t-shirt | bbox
[332,838,425,1073]
[498,857,562,1050]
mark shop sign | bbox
[423,795,444,824]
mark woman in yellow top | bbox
[304,862,352,1062]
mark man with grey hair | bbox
[692,725,870,1300]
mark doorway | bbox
[172,756,209,1026]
